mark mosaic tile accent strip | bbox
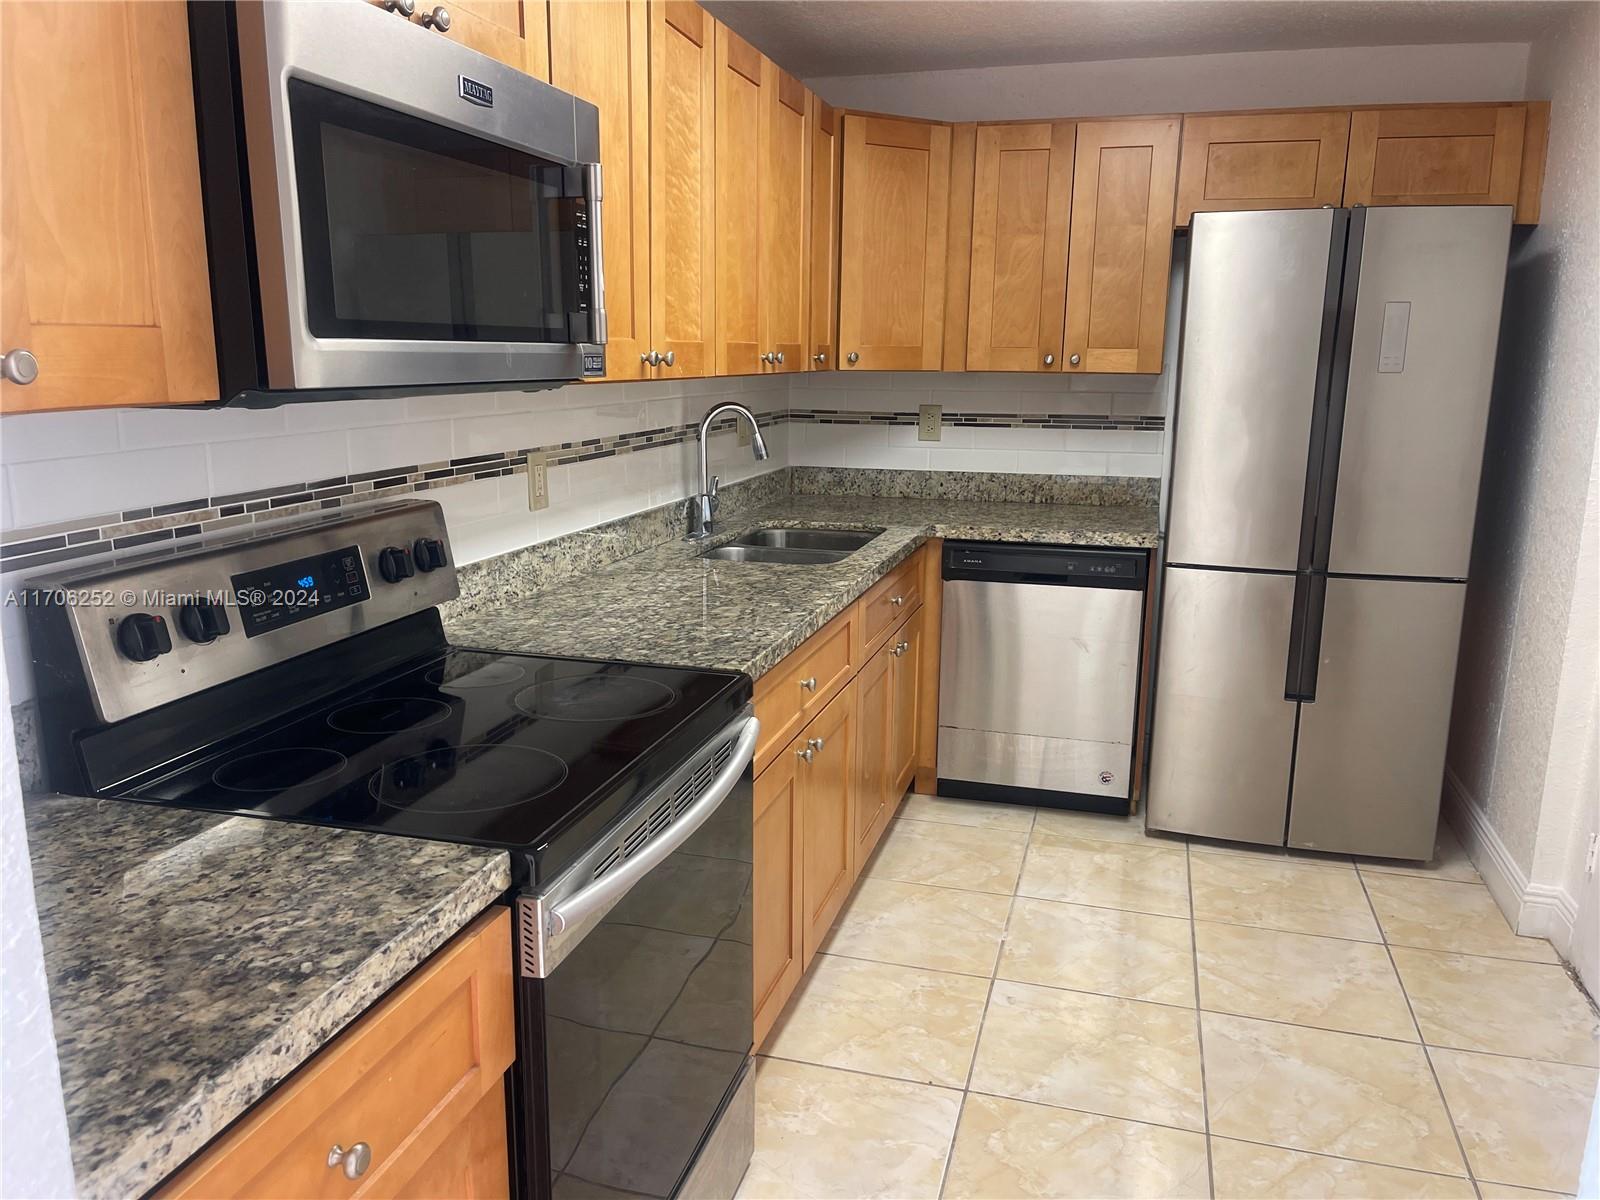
[789,466,1161,507]
[788,408,1164,432]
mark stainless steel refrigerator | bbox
[1146,205,1512,859]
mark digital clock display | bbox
[231,545,367,638]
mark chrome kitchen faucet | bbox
[687,403,769,540]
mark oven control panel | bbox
[24,499,459,725]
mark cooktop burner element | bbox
[426,659,527,689]
[513,674,678,722]
[371,744,569,813]
[212,748,349,793]
[326,696,453,734]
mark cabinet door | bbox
[838,115,951,371]
[760,61,809,374]
[713,22,762,375]
[437,0,550,78]
[1,0,217,413]
[648,0,716,377]
[394,1086,510,1200]
[1345,105,1527,209]
[549,0,649,379]
[966,121,1075,372]
[808,96,842,372]
[752,746,803,1048]
[889,605,925,797]
[798,682,856,966]
[1063,117,1180,375]
[1175,110,1350,226]
[853,644,895,872]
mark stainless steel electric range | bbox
[24,499,757,1200]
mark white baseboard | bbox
[1443,767,1580,959]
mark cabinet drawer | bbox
[754,605,857,775]
[161,908,515,1200]
[860,553,923,658]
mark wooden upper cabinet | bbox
[440,0,550,78]
[966,121,1075,372]
[549,0,649,379]
[1063,117,1180,375]
[1175,110,1351,226]
[1345,105,1527,210]
[648,0,716,377]
[759,60,809,373]
[838,115,952,371]
[712,22,763,375]
[1,0,217,413]
[808,96,843,372]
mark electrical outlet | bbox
[918,404,943,442]
[527,454,549,511]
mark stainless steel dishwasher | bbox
[938,542,1149,813]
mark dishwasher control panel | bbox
[942,542,1148,588]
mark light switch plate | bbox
[527,454,549,511]
[918,404,943,442]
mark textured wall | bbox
[1447,5,1600,878]
[808,42,1529,120]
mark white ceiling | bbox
[701,0,1582,79]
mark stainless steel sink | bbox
[732,527,885,552]
[701,544,852,565]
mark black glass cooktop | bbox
[114,647,749,878]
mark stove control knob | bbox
[177,599,231,645]
[377,546,415,583]
[413,537,447,572]
[116,613,172,663]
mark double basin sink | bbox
[702,526,885,565]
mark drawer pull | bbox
[328,1142,372,1180]
[800,676,817,691]
[892,641,909,657]
[798,747,814,763]
[889,595,905,607]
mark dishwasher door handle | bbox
[545,715,759,936]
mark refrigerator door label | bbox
[1378,300,1411,373]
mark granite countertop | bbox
[445,494,1158,679]
[24,796,511,1199]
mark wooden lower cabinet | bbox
[752,744,804,1048]
[752,544,937,1047]
[798,682,857,965]
[160,908,515,1199]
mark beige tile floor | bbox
[737,797,1600,1200]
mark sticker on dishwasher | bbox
[1099,771,1115,786]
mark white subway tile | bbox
[452,411,548,456]
[924,447,1020,473]
[7,444,210,527]
[1059,429,1163,454]
[1105,452,1165,478]
[845,443,932,470]
[406,391,500,419]
[1111,391,1167,417]
[210,432,350,493]
[432,477,506,528]
[970,426,1067,451]
[281,398,390,432]
[1,410,120,462]
[1021,449,1112,475]
[888,423,973,449]
[348,420,455,473]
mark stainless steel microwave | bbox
[190,1,606,406]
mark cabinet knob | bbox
[774,351,784,364]
[419,4,451,29]
[846,352,859,365]
[813,352,827,364]
[381,0,415,13]
[327,1142,372,1180]
[1043,353,1055,366]
[2,349,38,386]
[662,350,675,367]
[807,736,825,752]
[1069,353,1081,366]
[761,351,775,365]
[889,595,905,607]
[641,350,660,366]
[798,746,814,763]
[800,676,817,691]
[892,640,910,656]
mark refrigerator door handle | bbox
[1285,572,1329,702]
[1308,207,1367,573]
[1296,209,1353,573]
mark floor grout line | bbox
[1185,842,1218,1199]
[1355,864,1483,1197]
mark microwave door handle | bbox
[584,161,607,346]
[544,714,758,936]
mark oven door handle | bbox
[544,714,759,937]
